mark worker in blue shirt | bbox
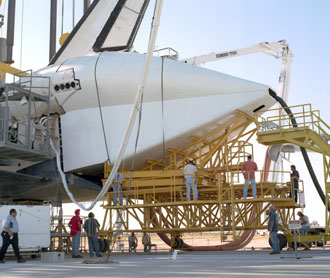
[268,205,280,255]
[113,171,125,206]
[0,209,26,263]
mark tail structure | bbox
[49,0,150,65]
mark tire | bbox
[278,234,287,250]
[268,234,287,250]
[172,238,182,249]
[178,238,184,249]
[98,238,105,253]
[103,239,110,252]
[311,231,324,247]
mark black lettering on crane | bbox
[216,51,238,59]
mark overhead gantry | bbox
[99,109,304,251]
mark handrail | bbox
[106,170,299,206]
[255,104,330,141]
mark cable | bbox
[125,0,164,201]
[125,93,144,203]
[160,56,166,169]
[94,52,111,164]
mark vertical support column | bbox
[0,38,7,85]
[5,0,15,64]
[58,202,63,250]
[230,171,236,240]
[324,154,330,234]
[144,204,151,229]
[49,0,57,61]
[51,201,64,251]
[218,173,224,241]
[84,0,91,13]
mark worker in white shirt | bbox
[297,211,311,250]
[183,161,198,201]
[297,211,310,235]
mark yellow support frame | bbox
[256,103,330,240]
[100,110,303,247]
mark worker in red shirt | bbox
[241,155,258,198]
[69,209,82,258]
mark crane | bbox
[180,40,293,102]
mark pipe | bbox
[6,0,16,64]
[84,0,91,14]
[49,0,57,61]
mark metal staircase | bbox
[255,103,330,233]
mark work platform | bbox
[255,103,330,244]
[0,71,52,162]
[96,104,330,251]
[99,110,307,249]
[101,168,302,237]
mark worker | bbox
[69,209,83,258]
[297,211,310,250]
[84,212,102,258]
[297,211,310,234]
[142,232,152,252]
[113,171,125,206]
[128,232,138,252]
[183,160,198,201]
[268,205,280,255]
[0,209,26,263]
[290,165,299,203]
[241,155,258,198]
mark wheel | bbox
[178,238,184,249]
[172,238,182,249]
[277,234,287,250]
[311,231,324,247]
[98,238,105,253]
[268,234,287,250]
[103,239,110,252]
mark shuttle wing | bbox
[49,0,150,65]
[0,159,102,202]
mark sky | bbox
[1,0,330,226]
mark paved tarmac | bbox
[1,249,330,278]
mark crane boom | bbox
[180,40,293,101]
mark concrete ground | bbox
[1,249,330,278]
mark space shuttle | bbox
[0,0,276,203]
